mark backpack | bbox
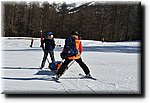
[62,37,78,58]
[49,61,62,71]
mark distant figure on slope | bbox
[102,37,105,43]
[40,36,44,47]
[56,31,91,80]
[30,38,34,47]
[40,31,56,69]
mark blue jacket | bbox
[42,38,55,51]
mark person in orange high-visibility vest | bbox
[56,31,91,80]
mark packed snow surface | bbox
[1,37,141,94]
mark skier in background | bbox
[40,36,44,47]
[40,31,56,69]
[56,31,91,80]
[30,38,34,47]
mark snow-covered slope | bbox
[1,37,140,48]
[1,37,141,94]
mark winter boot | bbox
[86,74,92,78]
[39,66,44,69]
[55,74,61,80]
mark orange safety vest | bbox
[68,36,82,60]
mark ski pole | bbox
[46,58,50,64]
[68,60,75,68]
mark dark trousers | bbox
[57,57,90,77]
[41,50,55,68]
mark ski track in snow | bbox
[1,37,141,94]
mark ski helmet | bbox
[71,31,79,36]
[47,31,53,35]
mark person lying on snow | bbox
[56,31,91,80]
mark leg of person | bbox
[40,51,48,68]
[75,57,90,75]
[49,50,55,63]
[56,59,72,79]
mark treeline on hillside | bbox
[3,1,141,41]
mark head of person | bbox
[71,31,79,38]
[47,31,53,39]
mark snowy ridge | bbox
[53,1,101,13]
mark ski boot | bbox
[85,74,92,78]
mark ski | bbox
[79,73,97,80]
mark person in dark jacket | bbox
[40,31,55,69]
[30,38,34,47]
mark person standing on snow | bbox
[56,31,91,80]
[40,31,56,69]
[30,38,34,47]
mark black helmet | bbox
[71,31,79,36]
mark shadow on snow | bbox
[1,67,80,82]
[1,67,56,82]
[1,66,40,70]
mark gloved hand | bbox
[60,52,67,59]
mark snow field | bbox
[1,37,140,94]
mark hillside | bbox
[3,1,141,41]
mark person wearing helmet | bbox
[56,31,91,80]
[40,31,56,69]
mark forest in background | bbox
[3,1,141,42]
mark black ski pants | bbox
[57,57,90,77]
[41,50,55,68]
